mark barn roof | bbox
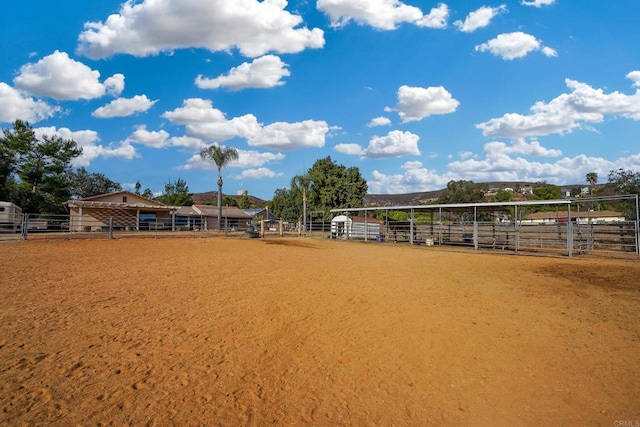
[64,191,175,211]
[193,204,252,219]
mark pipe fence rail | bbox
[2,195,639,259]
[330,195,640,259]
[0,213,254,241]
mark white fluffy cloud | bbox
[386,85,459,122]
[234,168,283,180]
[367,116,392,127]
[162,98,261,142]
[368,161,453,194]
[92,95,157,118]
[446,150,625,186]
[521,0,555,7]
[317,0,449,30]
[477,75,640,138]
[77,0,324,59]
[454,5,506,33]
[364,130,420,158]
[195,55,290,91]
[334,130,420,159]
[0,82,60,123]
[126,125,170,148]
[415,4,450,29]
[628,70,640,87]
[163,98,328,151]
[334,143,365,156]
[182,148,285,171]
[475,32,556,60]
[13,51,124,100]
[484,138,562,158]
[249,120,329,151]
[34,126,137,167]
[317,0,422,30]
[367,149,640,195]
[104,74,125,97]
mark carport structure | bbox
[331,196,640,258]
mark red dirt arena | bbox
[1,236,639,425]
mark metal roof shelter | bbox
[331,197,639,257]
[331,199,574,222]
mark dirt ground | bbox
[1,236,639,426]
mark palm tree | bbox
[586,172,598,215]
[291,174,312,233]
[586,172,598,196]
[200,145,239,230]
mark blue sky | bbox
[1,0,639,200]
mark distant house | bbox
[522,210,625,225]
[519,185,534,195]
[64,191,176,231]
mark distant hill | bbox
[193,181,593,208]
[363,181,592,207]
[363,190,443,207]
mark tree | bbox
[269,188,300,222]
[133,180,153,199]
[306,156,368,214]
[605,168,640,196]
[533,184,562,200]
[586,172,598,197]
[0,121,34,201]
[200,144,239,229]
[602,168,640,217]
[221,196,237,207]
[437,180,487,204]
[238,193,252,209]
[157,178,193,206]
[493,189,513,203]
[69,167,122,199]
[291,173,313,231]
[0,120,82,213]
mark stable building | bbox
[64,191,175,231]
[65,192,254,232]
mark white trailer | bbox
[0,202,23,232]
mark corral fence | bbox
[330,195,640,259]
[0,213,298,242]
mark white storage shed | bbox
[331,215,381,240]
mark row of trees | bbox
[0,121,196,214]
[2,120,638,220]
[0,121,370,222]
[1,120,85,214]
[269,156,368,225]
